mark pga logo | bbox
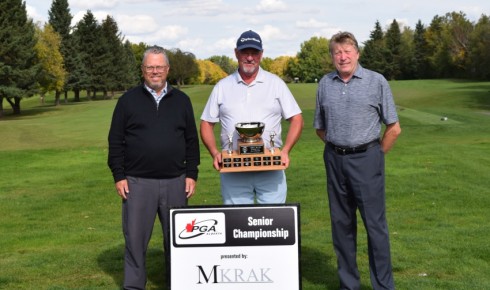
[180,218,217,239]
[174,212,226,245]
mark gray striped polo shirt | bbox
[313,64,398,147]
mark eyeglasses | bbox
[143,65,168,72]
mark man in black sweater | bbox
[108,46,200,290]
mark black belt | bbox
[328,139,380,155]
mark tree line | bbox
[285,12,490,82]
[1,0,489,117]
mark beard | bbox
[145,75,166,92]
[240,62,259,76]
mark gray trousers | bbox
[122,175,187,290]
[324,144,395,290]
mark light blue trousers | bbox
[220,170,287,204]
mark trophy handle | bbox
[269,131,276,154]
[227,132,234,155]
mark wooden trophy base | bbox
[220,148,285,173]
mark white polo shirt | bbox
[201,67,302,150]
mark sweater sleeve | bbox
[184,95,200,181]
[107,98,127,183]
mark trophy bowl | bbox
[235,122,265,143]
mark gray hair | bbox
[329,31,359,56]
[142,45,170,65]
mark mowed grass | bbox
[0,79,489,289]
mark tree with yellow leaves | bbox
[34,23,67,105]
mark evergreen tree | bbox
[385,19,402,80]
[0,0,40,117]
[48,0,72,37]
[48,0,75,103]
[121,40,140,90]
[370,20,384,40]
[361,20,389,77]
[398,27,416,80]
[64,34,85,101]
[72,10,105,99]
[100,15,124,98]
[413,20,431,79]
[130,42,148,80]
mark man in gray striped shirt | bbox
[314,31,401,290]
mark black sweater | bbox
[108,84,200,182]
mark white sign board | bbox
[169,204,301,290]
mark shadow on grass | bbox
[301,245,338,289]
[451,81,490,110]
[301,244,382,290]
[0,96,118,120]
[0,105,57,120]
[0,100,89,120]
[97,244,168,290]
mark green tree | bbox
[425,15,453,78]
[294,36,331,82]
[398,26,416,80]
[285,56,300,82]
[385,19,402,80]
[131,42,147,67]
[413,20,431,79]
[64,35,85,101]
[361,20,389,76]
[167,48,199,87]
[468,14,490,80]
[48,0,75,103]
[445,11,473,76]
[130,42,148,84]
[207,55,236,74]
[121,40,140,89]
[34,24,67,104]
[100,15,127,98]
[72,10,105,99]
[0,0,40,117]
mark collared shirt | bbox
[144,83,168,108]
[201,67,302,150]
[313,64,399,147]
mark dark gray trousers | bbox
[324,144,395,290]
[122,174,187,290]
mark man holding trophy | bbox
[200,30,303,205]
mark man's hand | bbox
[212,152,222,171]
[185,178,197,198]
[381,122,401,153]
[280,150,291,168]
[200,121,222,171]
[115,179,129,199]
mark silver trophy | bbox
[220,123,284,172]
[235,122,265,154]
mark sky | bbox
[25,0,489,60]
